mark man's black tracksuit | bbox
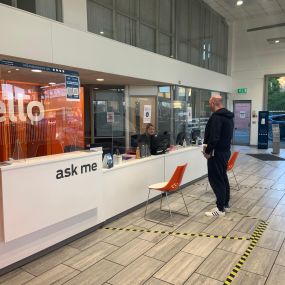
[204,108,234,212]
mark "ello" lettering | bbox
[0,99,44,123]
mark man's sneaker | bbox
[205,207,225,217]
[224,207,231,213]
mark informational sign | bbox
[237,88,247,94]
[106,112,115,123]
[143,105,151,123]
[0,59,79,76]
[65,75,80,101]
[239,111,246,119]
[187,107,192,122]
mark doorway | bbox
[233,101,251,145]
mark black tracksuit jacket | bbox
[204,108,234,155]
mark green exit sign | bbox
[237,88,247,94]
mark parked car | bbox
[268,114,285,140]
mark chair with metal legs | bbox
[206,151,240,191]
[144,163,189,226]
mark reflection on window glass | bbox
[0,64,84,162]
[158,86,171,137]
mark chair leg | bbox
[232,169,240,191]
[179,189,190,216]
[144,189,151,218]
[160,193,163,211]
[206,180,209,191]
[165,192,174,223]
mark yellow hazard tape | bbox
[103,226,251,240]
[223,220,268,285]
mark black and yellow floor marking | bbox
[103,226,251,241]
[223,220,268,285]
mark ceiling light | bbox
[15,68,20,71]
[96,78,104,82]
[8,70,11,73]
[100,31,104,35]
[94,88,99,90]
[236,0,243,6]
[31,69,42,73]
[275,40,280,43]
[49,82,56,85]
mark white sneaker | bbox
[224,207,231,213]
[205,207,225,217]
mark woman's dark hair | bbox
[145,123,154,131]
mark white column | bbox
[62,0,87,32]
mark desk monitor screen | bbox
[151,134,170,155]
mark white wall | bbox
[0,4,232,93]
[229,14,285,145]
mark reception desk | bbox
[0,146,207,270]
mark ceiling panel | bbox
[203,0,285,22]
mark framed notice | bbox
[143,105,151,123]
[65,75,80,101]
[107,112,115,123]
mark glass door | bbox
[233,101,251,145]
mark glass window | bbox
[116,0,136,17]
[139,24,155,52]
[116,14,136,46]
[158,86,171,136]
[159,0,171,33]
[158,33,171,57]
[87,1,113,38]
[139,0,156,26]
[0,0,62,21]
[0,61,84,162]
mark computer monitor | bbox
[150,134,170,155]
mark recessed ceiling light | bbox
[8,70,12,73]
[94,87,99,90]
[31,69,42,73]
[15,68,20,71]
[49,82,56,85]
[100,31,104,34]
[275,40,280,43]
[236,0,243,6]
[96,78,104,82]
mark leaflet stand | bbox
[272,124,280,155]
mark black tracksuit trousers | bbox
[207,151,231,212]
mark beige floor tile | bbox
[22,246,80,276]
[256,197,281,209]
[232,198,257,210]
[264,190,284,199]
[230,270,266,285]
[143,277,171,285]
[279,195,285,205]
[64,242,118,271]
[243,188,267,200]
[247,206,273,220]
[276,242,285,266]
[103,226,142,247]
[268,215,285,232]
[271,183,285,191]
[191,211,217,224]
[273,204,285,217]
[109,255,164,285]
[24,264,79,285]
[258,229,285,251]
[154,252,204,285]
[106,238,154,266]
[242,246,278,276]
[187,200,209,213]
[218,232,250,254]
[69,229,114,250]
[0,268,34,285]
[64,259,123,285]
[265,264,285,285]
[176,220,208,239]
[234,218,259,234]
[184,273,223,285]
[138,223,173,243]
[183,237,221,259]
[196,249,241,281]
[145,235,189,262]
[203,219,237,236]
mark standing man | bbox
[203,95,234,217]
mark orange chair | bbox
[206,151,240,191]
[144,163,189,226]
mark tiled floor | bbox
[2,146,285,285]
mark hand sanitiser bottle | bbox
[136,147,141,159]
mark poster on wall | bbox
[187,107,192,123]
[107,112,115,123]
[65,75,80,101]
[143,105,151,123]
[240,111,246,119]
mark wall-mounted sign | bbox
[143,105,151,123]
[65,75,80,101]
[107,112,115,123]
[237,88,247,94]
[240,111,246,119]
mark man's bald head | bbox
[209,95,223,112]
